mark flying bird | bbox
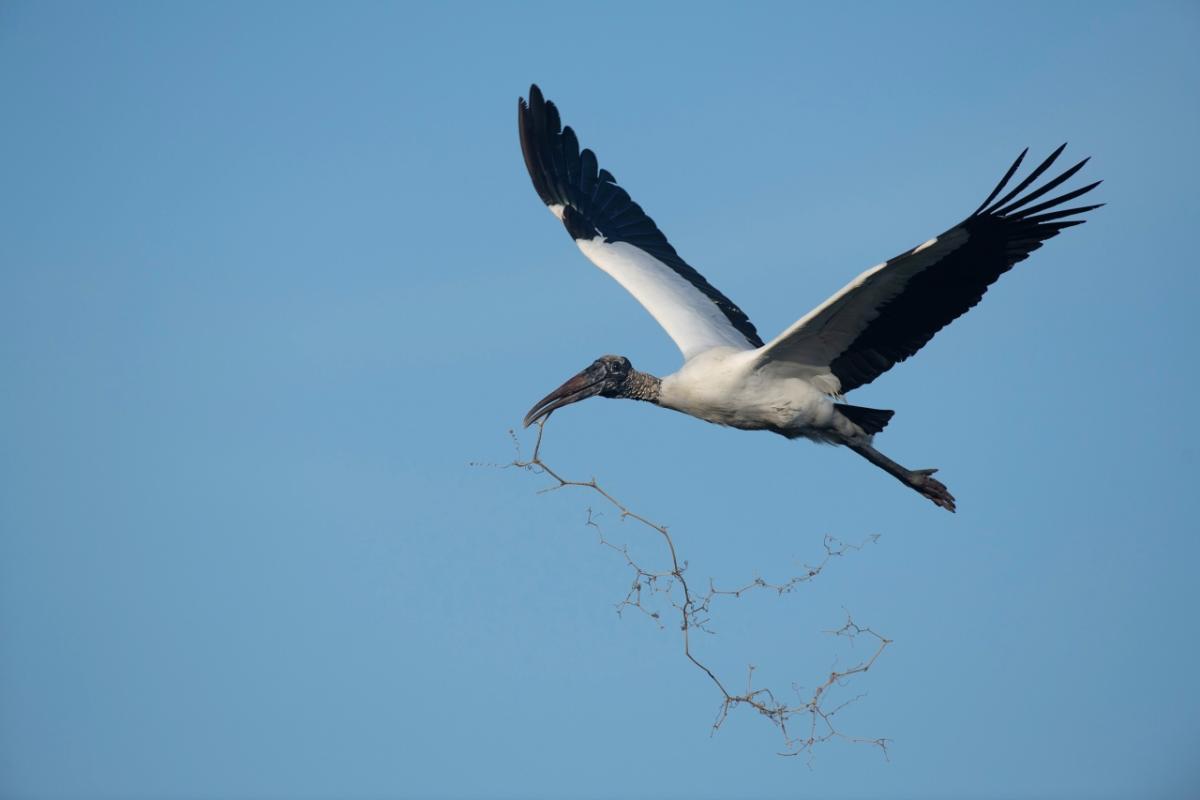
[518,85,1101,511]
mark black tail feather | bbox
[836,403,895,435]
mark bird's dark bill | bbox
[522,366,607,428]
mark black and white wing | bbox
[519,85,763,361]
[754,145,1102,394]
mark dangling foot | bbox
[845,442,958,512]
[909,468,956,513]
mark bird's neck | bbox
[622,369,662,404]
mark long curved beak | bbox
[523,364,607,428]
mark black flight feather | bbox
[829,146,1101,394]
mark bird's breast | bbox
[659,349,834,434]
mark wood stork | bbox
[518,85,1101,511]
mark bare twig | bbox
[503,420,892,760]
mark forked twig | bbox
[503,420,891,760]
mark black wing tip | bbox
[970,147,1029,217]
[972,144,1101,224]
[519,84,559,137]
[518,84,541,113]
[518,85,558,208]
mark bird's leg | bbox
[846,442,957,512]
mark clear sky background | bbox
[2,2,1198,798]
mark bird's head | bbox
[523,355,635,428]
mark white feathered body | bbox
[659,348,860,443]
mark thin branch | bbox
[503,420,891,760]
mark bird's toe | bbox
[910,470,956,513]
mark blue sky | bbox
[2,2,1198,798]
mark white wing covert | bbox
[519,85,763,361]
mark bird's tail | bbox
[835,403,895,435]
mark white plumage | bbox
[574,237,757,359]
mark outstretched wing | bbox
[754,145,1102,394]
[519,84,763,361]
